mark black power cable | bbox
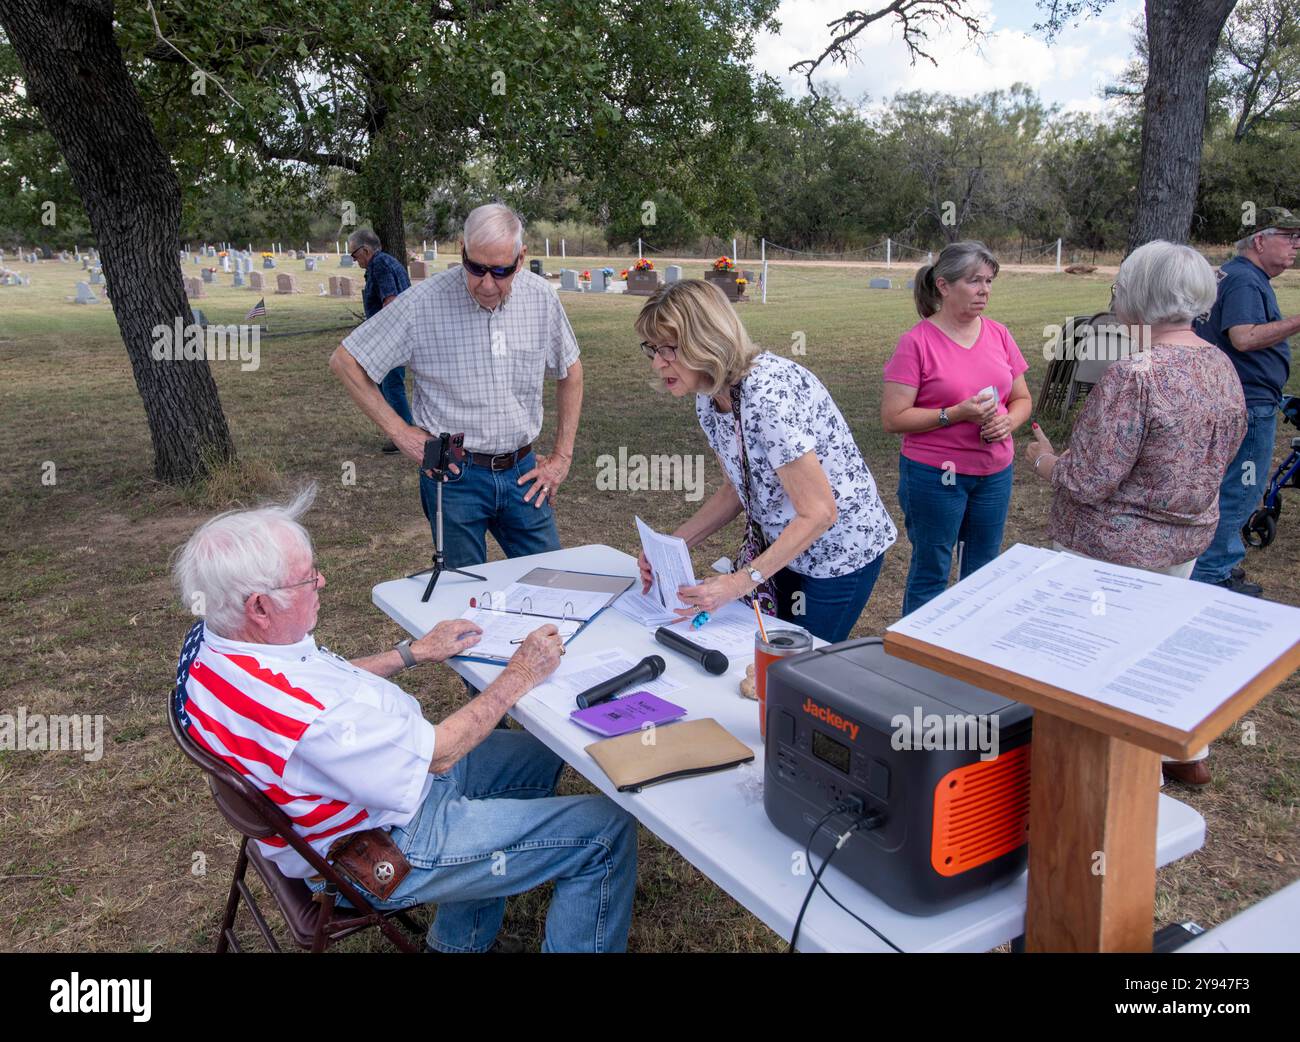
[787,802,904,953]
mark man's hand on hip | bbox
[518,451,571,508]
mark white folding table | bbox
[373,543,1206,952]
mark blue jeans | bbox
[380,367,413,426]
[897,455,1014,616]
[420,451,561,568]
[771,553,886,643]
[313,730,637,952]
[1192,403,1278,584]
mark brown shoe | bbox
[1162,760,1211,786]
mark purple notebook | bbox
[570,691,687,737]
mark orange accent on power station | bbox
[931,743,1031,877]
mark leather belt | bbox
[467,443,532,471]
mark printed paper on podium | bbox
[884,544,1300,757]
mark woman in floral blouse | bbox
[634,280,897,642]
[1026,240,1246,786]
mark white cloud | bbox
[755,0,1144,117]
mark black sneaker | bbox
[382,440,400,454]
[1214,574,1262,597]
[1230,564,1246,581]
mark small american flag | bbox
[245,297,266,321]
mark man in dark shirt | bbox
[347,228,413,452]
[1192,206,1300,596]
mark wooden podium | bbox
[884,629,1300,952]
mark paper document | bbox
[612,586,680,627]
[523,649,686,719]
[887,544,1300,732]
[456,608,582,662]
[635,516,696,612]
[685,601,793,672]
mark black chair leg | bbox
[215,837,249,953]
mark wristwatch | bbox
[938,407,952,427]
[395,638,417,670]
[747,566,765,585]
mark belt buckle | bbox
[489,451,513,472]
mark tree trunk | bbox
[1,0,236,484]
[372,176,408,274]
[1127,0,1237,250]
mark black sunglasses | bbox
[462,249,521,280]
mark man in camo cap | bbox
[1191,206,1300,603]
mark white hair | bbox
[171,485,317,637]
[463,203,524,254]
[1113,240,1218,326]
[347,227,381,252]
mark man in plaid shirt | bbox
[330,204,584,566]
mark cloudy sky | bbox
[754,0,1145,116]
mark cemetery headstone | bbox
[305,256,317,272]
[191,307,208,328]
[275,272,299,294]
[560,269,579,292]
[232,271,246,288]
[409,260,428,280]
[337,276,355,297]
[263,256,276,269]
[89,268,104,285]
[328,276,341,296]
[221,256,231,272]
[201,268,215,284]
[868,277,892,289]
[339,255,355,267]
[665,264,682,284]
[590,270,610,293]
[529,259,543,276]
[249,271,265,292]
[184,276,204,299]
[424,250,436,261]
[74,281,99,304]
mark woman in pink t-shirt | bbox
[882,241,1033,615]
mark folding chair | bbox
[168,688,422,953]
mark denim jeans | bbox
[771,553,886,643]
[420,451,561,568]
[1192,403,1278,584]
[380,367,414,426]
[312,730,637,952]
[897,455,1014,616]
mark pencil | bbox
[753,599,768,643]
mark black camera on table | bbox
[421,432,465,480]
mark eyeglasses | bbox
[271,568,321,593]
[640,341,677,362]
[349,246,368,261]
[462,249,521,280]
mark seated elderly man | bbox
[170,486,636,952]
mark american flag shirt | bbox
[175,624,435,878]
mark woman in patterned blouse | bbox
[633,280,897,643]
[1025,240,1247,786]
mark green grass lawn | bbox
[1,253,1297,952]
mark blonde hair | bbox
[634,280,759,395]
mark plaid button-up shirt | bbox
[342,267,580,453]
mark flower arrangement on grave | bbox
[581,269,591,281]
[261,251,274,258]
[713,256,734,271]
[620,269,630,280]
[635,258,654,271]
[735,277,747,286]
[218,250,228,257]
[601,267,614,278]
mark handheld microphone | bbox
[575,655,666,709]
[655,626,729,675]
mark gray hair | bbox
[171,485,318,638]
[463,203,524,254]
[1236,228,1286,254]
[347,227,381,252]
[913,240,1000,318]
[1113,240,1218,326]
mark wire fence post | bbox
[545,237,550,258]
[1056,237,1062,273]
[761,237,766,266]
[886,238,892,268]
[762,259,769,304]
[733,237,738,261]
[638,237,643,259]
[433,240,438,259]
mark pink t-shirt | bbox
[882,317,1029,476]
